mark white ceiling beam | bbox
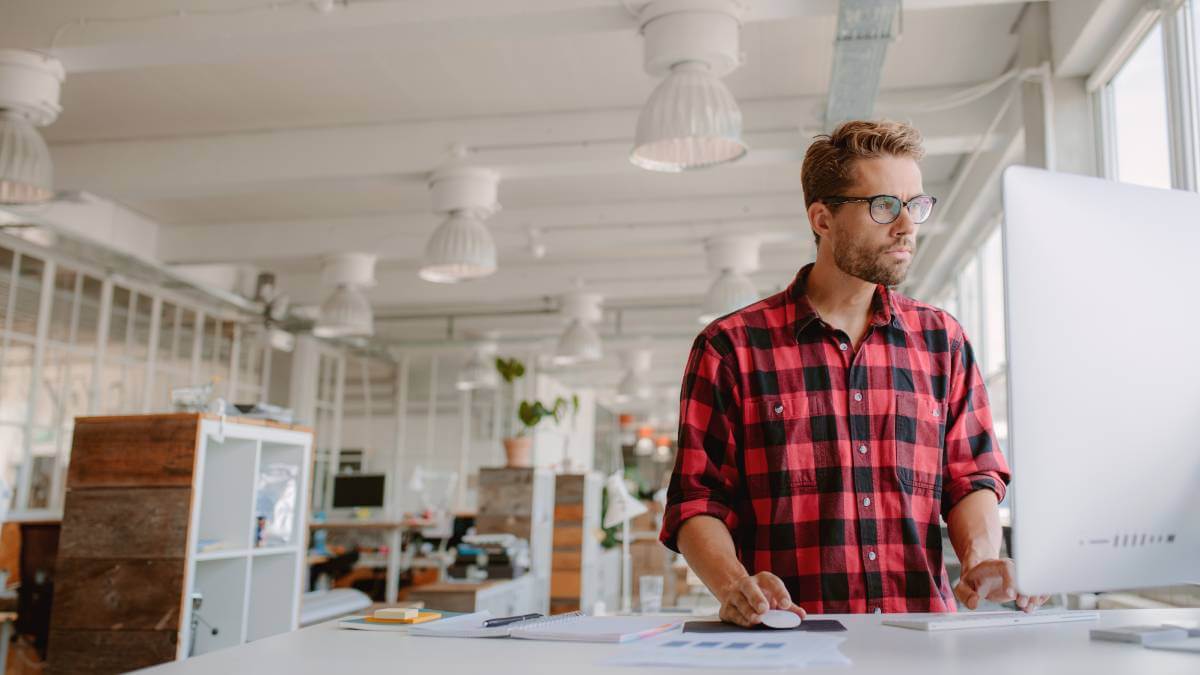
[52,87,998,201]
[277,247,811,307]
[37,0,1034,74]
[157,184,949,265]
[1051,0,1146,78]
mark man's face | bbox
[823,155,923,287]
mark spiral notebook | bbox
[409,610,684,643]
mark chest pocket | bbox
[742,393,839,496]
[894,392,945,495]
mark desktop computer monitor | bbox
[331,473,386,510]
[1001,165,1200,596]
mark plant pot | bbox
[503,436,533,468]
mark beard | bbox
[831,232,915,287]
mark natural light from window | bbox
[1110,24,1173,189]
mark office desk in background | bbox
[140,608,1199,674]
[309,519,434,603]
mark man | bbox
[660,120,1049,626]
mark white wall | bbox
[532,374,596,472]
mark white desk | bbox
[139,608,1200,674]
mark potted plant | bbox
[495,356,570,467]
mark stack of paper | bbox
[604,632,851,669]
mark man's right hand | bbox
[718,572,806,626]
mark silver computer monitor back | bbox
[1002,165,1200,596]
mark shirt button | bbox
[839,343,848,351]
[853,392,863,402]
[932,408,940,418]
[774,404,784,414]
[858,444,868,455]
[868,551,877,561]
[862,497,871,507]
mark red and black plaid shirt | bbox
[661,263,1010,614]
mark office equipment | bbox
[338,613,442,631]
[48,414,313,674]
[450,532,531,580]
[1089,625,1189,644]
[883,610,1099,631]
[308,518,433,604]
[1001,166,1200,597]
[408,610,551,638]
[331,473,386,509]
[484,612,542,627]
[760,609,802,629]
[130,607,1200,674]
[375,607,419,620]
[683,619,847,633]
[1145,637,1200,653]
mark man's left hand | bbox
[954,558,1050,613]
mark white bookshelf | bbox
[181,418,313,659]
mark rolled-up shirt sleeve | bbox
[940,327,1011,521]
[660,332,743,553]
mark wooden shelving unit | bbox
[47,414,312,674]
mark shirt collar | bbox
[787,263,908,342]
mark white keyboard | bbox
[884,610,1100,632]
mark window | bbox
[0,238,266,514]
[932,224,1008,465]
[1108,24,1173,189]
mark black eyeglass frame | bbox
[820,194,939,225]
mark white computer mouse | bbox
[760,609,803,629]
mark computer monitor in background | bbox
[1001,165,1200,596]
[331,474,386,510]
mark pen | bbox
[483,613,543,627]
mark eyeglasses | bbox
[821,194,938,225]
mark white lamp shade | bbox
[631,62,747,173]
[699,269,759,324]
[634,436,655,456]
[554,319,602,365]
[313,284,374,338]
[0,112,53,205]
[419,212,497,283]
[456,348,499,391]
[617,369,653,402]
[604,472,649,529]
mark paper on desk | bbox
[604,632,851,669]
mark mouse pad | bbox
[682,619,847,633]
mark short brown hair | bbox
[802,120,926,245]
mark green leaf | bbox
[495,356,526,384]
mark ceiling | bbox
[0,0,1029,395]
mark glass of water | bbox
[639,575,664,614]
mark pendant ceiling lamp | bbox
[616,347,654,403]
[456,338,499,392]
[314,253,376,338]
[554,290,604,366]
[420,165,500,283]
[699,235,761,324]
[631,0,747,173]
[0,50,64,205]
